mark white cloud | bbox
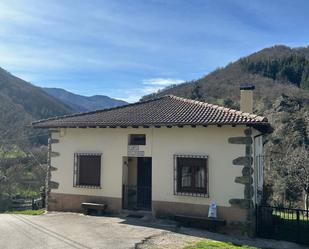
[142,78,184,86]
[115,78,184,103]
[113,87,158,103]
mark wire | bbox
[0,143,47,167]
[25,148,46,167]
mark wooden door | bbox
[137,157,152,210]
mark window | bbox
[129,134,146,145]
[174,155,208,197]
[74,153,101,188]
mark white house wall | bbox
[50,126,247,207]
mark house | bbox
[32,85,271,234]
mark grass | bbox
[2,209,45,215]
[183,240,259,249]
[273,211,309,220]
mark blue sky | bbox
[0,0,309,102]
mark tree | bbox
[191,83,202,100]
[240,55,309,89]
[300,67,309,90]
[0,143,47,211]
[280,146,309,211]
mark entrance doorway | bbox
[122,157,152,211]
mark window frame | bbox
[128,134,146,145]
[73,153,102,189]
[174,155,209,197]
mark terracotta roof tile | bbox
[32,95,271,132]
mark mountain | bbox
[43,88,128,112]
[142,45,309,110]
[0,68,74,145]
[142,45,309,208]
[0,70,121,205]
[0,67,75,205]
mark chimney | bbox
[240,84,255,113]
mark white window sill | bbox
[74,185,101,189]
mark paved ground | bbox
[0,212,307,249]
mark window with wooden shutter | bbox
[174,155,208,197]
[74,153,101,188]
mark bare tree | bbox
[281,146,309,211]
[0,143,47,211]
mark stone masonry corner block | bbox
[228,137,252,145]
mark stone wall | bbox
[46,130,60,210]
[228,128,255,236]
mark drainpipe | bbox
[253,133,263,205]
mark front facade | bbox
[33,94,270,235]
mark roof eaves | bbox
[33,120,271,129]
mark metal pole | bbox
[297,210,300,243]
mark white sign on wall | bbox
[127,145,145,157]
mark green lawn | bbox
[2,209,45,215]
[273,211,309,220]
[183,241,259,249]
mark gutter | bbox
[253,132,264,205]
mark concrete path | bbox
[0,212,307,249]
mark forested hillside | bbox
[0,67,130,210]
[0,68,74,210]
[0,67,73,144]
[43,87,127,112]
[143,45,309,209]
[143,46,309,109]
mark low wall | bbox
[152,200,249,235]
[48,193,122,214]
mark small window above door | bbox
[129,134,146,145]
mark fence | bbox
[122,185,151,211]
[11,197,44,211]
[256,205,309,245]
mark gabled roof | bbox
[32,95,271,132]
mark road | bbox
[0,213,166,249]
[0,212,305,249]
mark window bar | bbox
[73,153,102,188]
[173,155,177,195]
[73,153,77,187]
[173,154,208,198]
[76,154,80,186]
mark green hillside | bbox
[142,46,309,111]
[0,67,73,144]
[43,87,127,112]
[0,68,74,210]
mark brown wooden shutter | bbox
[78,155,101,186]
